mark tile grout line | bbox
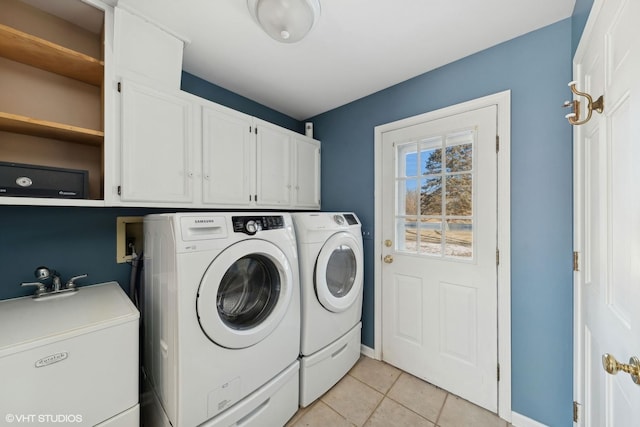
[314,399,356,426]
[345,371,389,426]
[350,370,440,427]
[434,392,450,426]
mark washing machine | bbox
[142,213,300,427]
[291,212,364,407]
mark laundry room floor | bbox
[286,356,511,427]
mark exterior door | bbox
[574,0,640,425]
[381,105,498,412]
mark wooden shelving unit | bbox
[0,23,103,86]
[0,112,104,146]
[0,6,106,204]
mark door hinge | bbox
[117,82,121,92]
[117,185,121,195]
[496,248,500,266]
[497,363,500,381]
[255,127,258,134]
[496,135,499,152]
[573,401,580,422]
[573,251,579,272]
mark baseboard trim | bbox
[360,344,375,359]
[511,412,549,427]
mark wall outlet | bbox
[116,216,144,263]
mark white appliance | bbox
[291,212,364,407]
[142,213,300,427]
[0,282,140,426]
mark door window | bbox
[395,129,474,259]
[217,254,280,330]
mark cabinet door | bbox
[293,135,321,209]
[114,7,183,89]
[255,120,291,206]
[120,81,193,203]
[202,106,254,206]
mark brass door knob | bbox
[602,353,640,385]
[383,255,393,264]
[384,240,392,247]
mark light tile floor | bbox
[286,356,510,427]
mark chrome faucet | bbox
[35,266,62,292]
[21,266,87,298]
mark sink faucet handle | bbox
[21,281,47,297]
[66,274,88,289]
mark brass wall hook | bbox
[563,81,604,125]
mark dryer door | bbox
[315,232,363,313]
[197,239,293,349]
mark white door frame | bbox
[373,90,511,420]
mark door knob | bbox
[384,240,392,247]
[602,353,640,385]
[383,255,393,264]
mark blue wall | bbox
[572,0,595,56]
[0,207,162,300]
[310,19,574,426]
[181,71,303,133]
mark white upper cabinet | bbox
[113,6,184,89]
[292,134,321,208]
[119,80,194,203]
[255,119,292,207]
[200,105,320,210]
[202,104,254,206]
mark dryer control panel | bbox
[232,216,285,235]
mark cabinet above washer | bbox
[112,83,320,210]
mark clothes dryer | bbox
[291,212,364,406]
[142,213,300,427]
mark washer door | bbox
[197,239,293,349]
[315,232,363,313]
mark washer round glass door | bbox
[197,239,293,349]
[315,232,363,312]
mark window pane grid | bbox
[395,129,475,260]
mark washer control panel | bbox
[232,216,285,235]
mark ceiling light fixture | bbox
[247,0,321,44]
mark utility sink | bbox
[0,282,140,426]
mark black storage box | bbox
[0,162,88,199]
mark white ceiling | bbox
[120,0,575,120]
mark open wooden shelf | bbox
[0,112,103,146]
[0,23,103,86]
